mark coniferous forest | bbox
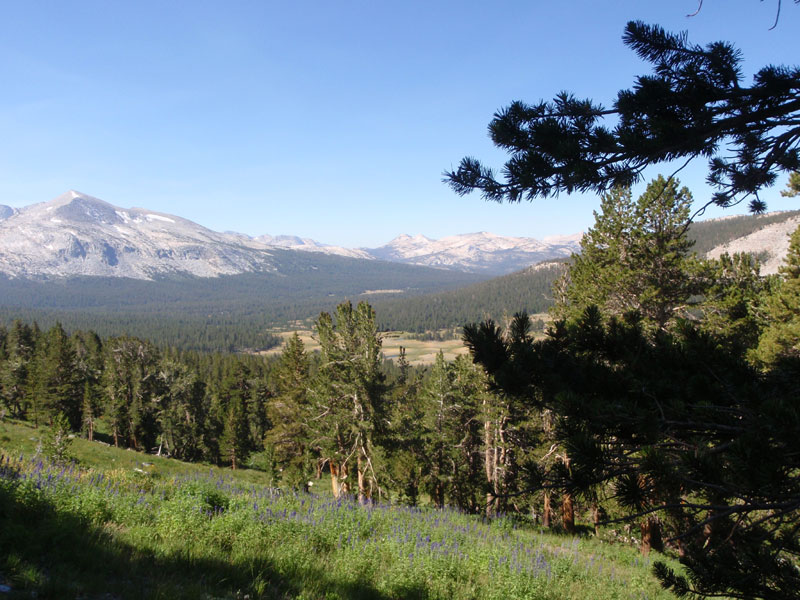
[3,15,800,600]
[3,173,800,598]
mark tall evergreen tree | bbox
[219,393,249,470]
[103,336,160,449]
[156,360,208,461]
[34,324,83,430]
[464,308,800,599]
[266,332,313,485]
[215,361,256,468]
[312,301,386,503]
[0,320,35,418]
[72,330,103,440]
[554,176,698,330]
[753,224,800,365]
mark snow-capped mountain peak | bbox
[366,230,579,272]
[0,191,583,280]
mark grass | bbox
[261,329,472,365]
[0,419,680,599]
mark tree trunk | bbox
[592,501,601,536]
[641,517,663,555]
[562,492,575,533]
[484,413,495,517]
[543,491,552,528]
[357,452,370,505]
[330,461,341,498]
[561,455,575,533]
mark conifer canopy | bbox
[445,21,800,214]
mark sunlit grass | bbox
[0,419,681,600]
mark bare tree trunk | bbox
[330,461,340,498]
[357,452,369,505]
[562,492,575,533]
[592,501,601,536]
[542,491,552,528]
[340,462,349,496]
[484,410,495,518]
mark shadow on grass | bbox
[0,482,422,600]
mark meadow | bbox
[0,420,679,600]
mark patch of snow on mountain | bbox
[0,191,279,280]
[366,231,581,275]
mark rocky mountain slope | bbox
[0,191,583,280]
[705,214,800,274]
[2,191,797,282]
[0,191,281,279]
[367,232,581,273]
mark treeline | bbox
[0,308,550,516]
[0,250,483,351]
[0,321,285,464]
[0,310,282,354]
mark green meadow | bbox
[0,419,679,600]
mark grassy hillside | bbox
[0,419,679,600]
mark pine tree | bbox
[446,21,800,214]
[464,308,800,599]
[219,394,249,470]
[753,224,800,365]
[103,336,160,449]
[72,330,103,440]
[156,360,207,461]
[699,252,766,353]
[312,301,386,503]
[35,324,83,430]
[266,332,313,485]
[554,176,698,331]
[0,321,35,418]
[215,361,255,468]
[782,172,800,197]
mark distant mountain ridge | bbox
[367,231,581,273]
[1,191,797,282]
[0,191,281,280]
[0,191,583,280]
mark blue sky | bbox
[1,1,798,247]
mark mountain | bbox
[700,212,800,274]
[0,191,283,280]
[254,233,372,260]
[3,191,797,285]
[0,191,582,280]
[366,232,581,274]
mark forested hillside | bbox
[687,209,800,255]
[373,261,566,332]
[2,210,798,351]
[0,249,483,351]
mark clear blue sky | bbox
[1,1,798,247]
